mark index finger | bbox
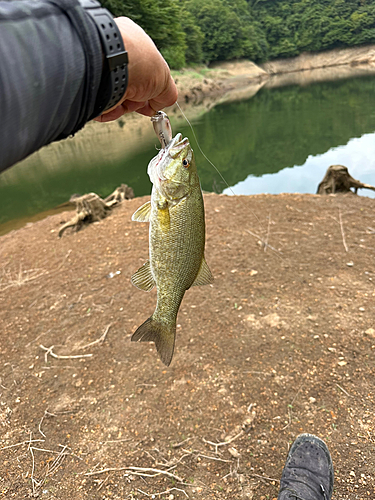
[149,75,178,113]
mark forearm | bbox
[0,0,102,172]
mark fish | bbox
[130,117,213,366]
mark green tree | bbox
[101,0,187,68]
[101,0,375,67]
[183,0,266,62]
[180,7,204,64]
[250,0,375,61]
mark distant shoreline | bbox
[173,44,375,107]
[2,44,375,237]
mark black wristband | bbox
[78,0,128,116]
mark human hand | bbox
[94,17,178,122]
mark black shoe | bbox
[277,433,334,500]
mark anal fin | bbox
[131,260,155,291]
[192,257,214,287]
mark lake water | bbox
[1,72,375,234]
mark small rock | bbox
[309,397,317,404]
[242,485,254,499]
[249,270,258,276]
[243,411,257,430]
[263,313,283,328]
[246,314,256,322]
[365,328,375,337]
[228,447,240,458]
[359,307,365,312]
[346,262,354,267]
[338,360,347,366]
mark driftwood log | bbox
[58,184,134,237]
[317,165,375,195]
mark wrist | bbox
[78,0,128,117]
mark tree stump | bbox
[104,184,134,207]
[317,165,375,195]
[58,184,134,237]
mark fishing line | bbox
[175,102,265,230]
[175,102,236,196]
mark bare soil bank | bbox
[261,44,375,75]
[1,192,375,499]
[4,43,375,214]
[175,44,375,105]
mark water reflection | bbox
[227,133,375,197]
[188,75,375,194]
[2,70,375,233]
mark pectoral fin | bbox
[192,257,214,287]
[132,201,151,222]
[131,260,155,291]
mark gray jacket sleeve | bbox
[0,0,104,172]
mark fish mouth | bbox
[168,133,189,157]
[148,133,190,184]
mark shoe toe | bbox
[279,434,334,500]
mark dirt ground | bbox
[0,192,375,500]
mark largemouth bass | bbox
[131,120,213,366]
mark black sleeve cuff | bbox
[78,0,128,118]
[47,0,104,138]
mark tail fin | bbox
[131,316,176,366]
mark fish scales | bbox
[131,128,213,366]
[150,177,205,316]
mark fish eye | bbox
[182,159,189,168]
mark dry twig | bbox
[79,323,112,350]
[102,438,132,445]
[196,453,232,463]
[264,213,271,252]
[329,209,349,252]
[0,439,44,451]
[338,209,349,252]
[38,410,56,439]
[203,430,244,453]
[45,445,69,478]
[282,384,304,430]
[85,465,184,483]
[137,487,189,498]
[246,229,283,258]
[28,433,38,495]
[26,330,51,348]
[0,266,47,292]
[336,383,351,397]
[249,473,279,483]
[172,437,192,449]
[126,466,184,482]
[97,475,110,491]
[40,344,93,363]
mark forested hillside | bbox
[101,0,375,68]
